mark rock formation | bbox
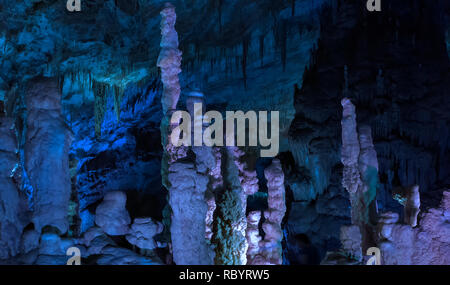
[246,211,262,264]
[167,163,213,264]
[126,218,163,251]
[259,159,286,265]
[392,185,421,227]
[341,98,362,199]
[340,98,378,248]
[376,191,450,265]
[95,191,131,236]
[216,147,259,265]
[158,3,213,265]
[25,77,74,234]
[157,3,182,115]
[340,225,363,262]
[0,116,26,259]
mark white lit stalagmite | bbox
[157,3,213,265]
[157,3,182,115]
[25,77,74,234]
[341,98,362,218]
[259,159,286,265]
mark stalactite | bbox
[218,0,223,32]
[113,85,124,122]
[93,81,108,138]
[242,37,250,88]
[259,35,265,67]
[281,20,288,72]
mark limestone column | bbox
[25,77,73,234]
[157,3,213,265]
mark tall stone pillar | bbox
[25,77,73,234]
[157,3,213,265]
[341,98,379,250]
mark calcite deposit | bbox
[258,159,286,265]
[0,117,26,259]
[25,77,74,234]
[95,191,131,236]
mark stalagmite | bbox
[340,225,363,261]
[214,147,259,265]
[341,98,362,201]
[95,191,131,236]
[126,218,164,250]
[246,211,262,264]
[167,162,213,264]
[213,147,251,265]
[157,3,213,265]
[375,191,450,265]
[376,212,399,242]
[392,185,421,227]
[340,98,379,248]
[0,117,26,259]
[25,77,73,234]
[157,3,182,115]
[259,159,286,265]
